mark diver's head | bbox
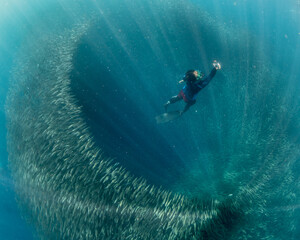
[184,70,197,82]
[184,69,204,82]
[194,70,205,80]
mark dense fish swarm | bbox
[5,22,240,240]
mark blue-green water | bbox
[1,0,300,239]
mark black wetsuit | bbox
[167,68,217,113]
[183,68,217,101]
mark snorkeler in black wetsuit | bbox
[164,60,221,115]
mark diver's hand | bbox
[213,60,221,70]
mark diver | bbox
[164,60,221,115]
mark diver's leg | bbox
[170,95,182,103]
[164,94,183,112]
[181,100,196,115]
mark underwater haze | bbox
[1,0,300,239]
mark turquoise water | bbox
[1,0,300,239]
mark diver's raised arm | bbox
[213,60,221,70]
